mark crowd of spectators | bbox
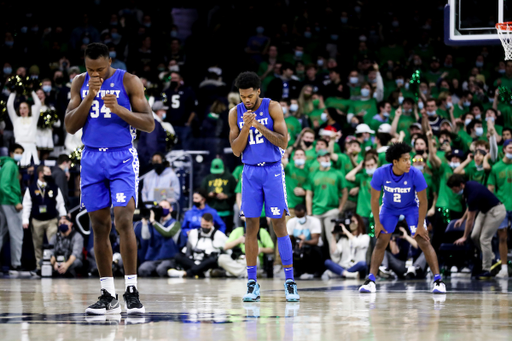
[0,1,512,281]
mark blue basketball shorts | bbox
[80,145,139,212]
[379,205,427,236]
[240,161,289,219]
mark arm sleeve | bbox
[152,220,181,238]
[22,190,32,225]
[370,168,383,191]
[489,132,498,162]
[0,162,22,205]
[7,92,17,124]
[375,72,384,102]
[72,233,84,260]
[55,189,67,217]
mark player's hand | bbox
[414,225,430,242]
[15,203,22,212]
[243,111,256,127]
[454,236,466,245]
[103,94,118,113]
[375,222,387,238]
[454,218,465,228]
[88,76,103,97]
[293,187,306,196]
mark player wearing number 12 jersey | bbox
[358,143,446,294]
[65,43,154,314]
[228,72,299,302]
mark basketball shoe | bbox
[432,279,447,293]
[123,286,145,314]
[359,279,376,293]
[284,279,300,302]
[242,280,260,302]
[85,289,121,315]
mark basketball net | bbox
[496,22,512,60]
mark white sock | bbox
[125,274,137,290]
[100,277,116,298]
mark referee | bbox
[447,174,506,279]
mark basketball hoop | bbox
[496,22,512,60]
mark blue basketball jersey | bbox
[236,98,283,165]
[370,164,427,210]
[80,69,136,148]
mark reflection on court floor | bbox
[0,278,511,341]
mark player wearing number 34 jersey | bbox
[65,43,154,315]
[358,143,446,294]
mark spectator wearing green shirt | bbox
[282,148,309,218]
[345,153,378,227]
[428,137,465,252]
[349,83,379,123]
[453,149,490,185]
[412,153,438,218]
[0,143,25,272]
[368,101,391,132]
[218,226,274,278]
[280,99,302,147]
[493,60,512,89]
[304,150,348,250]
[487,139,512,279]
[390,99,419,143]
[287,128,316,164]
[354,123,375,152]
[482,109,503,143]
[452,91,473,119]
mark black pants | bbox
[174,253,218,277]
[292,245,324,277]
[432,208,464,254]
[220,215,234,235]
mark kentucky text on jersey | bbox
[383,186,412,193]
[81,89,121,98]
[238,118,269,129]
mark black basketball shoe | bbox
[123,285,145,314]
[85,289,121,315]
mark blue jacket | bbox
[181,204,226,233]
[145,218,185,261]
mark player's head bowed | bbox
[235,71,261,110]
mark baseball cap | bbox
[449,149,464,159]
[504,139,512,148]
[152,101,169,111]
[440,119,453,129]
[377,123,392,134]
[317,149,330,157]
[210,158,225,174]
[355,123,375,134]
[409,122,422,130]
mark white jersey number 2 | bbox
[90,100,111,118]
[393,193,401,203]
[248,129,264,145]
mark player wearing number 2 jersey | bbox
[358,143,446,294]
[65,43,154,315]
[228,72,299,302]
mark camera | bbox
[139,202,164,221]
[331,211,354,235]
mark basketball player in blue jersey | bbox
[228,71,299,302]
[65,43,154,314]
[359,143,446,294]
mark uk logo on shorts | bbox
[116,193,126,203]
[271,207,281,216]
[409,225,417,234]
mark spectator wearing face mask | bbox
[137,201,184,277]
[427,133,465,251]
[420,98,443,136]
[348,83,378,123]
[369,101,392,132]
[7,90,42,167]
[52,154,72,210]
[345,153,378,227]
[0,143,25,272]
[282,148,309,218]
[22,165,68,271]
[281,99,302,147]
[108,45,127,70]
[353,123,375,152]
[35,88,60,158]
[181,190,226,234]
[453,148,490,185]
[141,152,180,203]
[452,91,473,119]
[200,158,237,234]
[459,119,484,151]
[304,150,348,251]
[49,216,84,277]
[411,152,438,218]
[487,139,512,278]
[288,128,316,164]
[168,213,227,278]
